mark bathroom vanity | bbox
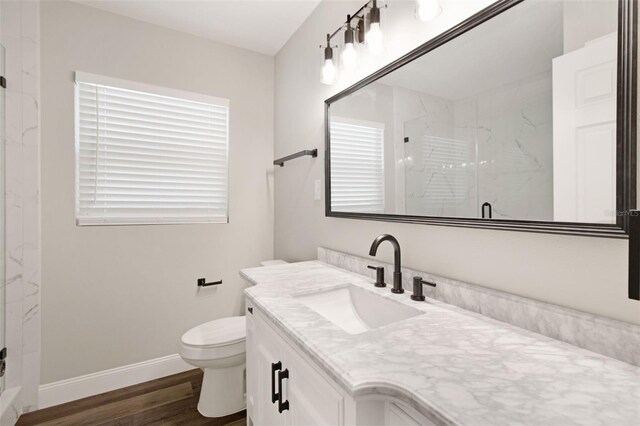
[245,300,434,426]
[241,260,640,426]
[245,295,442,425]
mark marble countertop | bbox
[241,261,640,426]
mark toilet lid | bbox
[181,316,246,348]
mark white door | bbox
[552,33,617,223]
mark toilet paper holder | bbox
[197,278,222,287]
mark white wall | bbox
[563,0,618,53]
[274,0,639,325]
[41,1,274,383]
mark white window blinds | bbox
[330,119,385,213]
[75,72,229,225]
[421,135,473,205]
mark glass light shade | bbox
[416,0,441,22]
[341,42,358,71]
[321,58,338,85]
[367,22,384,55]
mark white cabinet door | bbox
[250,309,286,426]
[248,307,347,426]
[552,33,617,223]
[284,343,345,426]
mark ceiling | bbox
[74,0,322,56]
[379,0,565,100]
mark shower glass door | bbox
[403,106,478,219]
[0,44,6,394]
[401,75,554,222]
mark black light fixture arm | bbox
[325,0,384,43]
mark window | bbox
[75,72,229,225]
[330,118,385,213]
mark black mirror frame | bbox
[325,0,637,241]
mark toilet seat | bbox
[180,316,246,362]
[182,316,246,347]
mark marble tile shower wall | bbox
[1,0,41,412]
[318,247,640,366]
[400,71,553,220]
[469,71,554,220]
[393,86,478,217]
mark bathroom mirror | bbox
[325,0,637,238]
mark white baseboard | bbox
[38,354,192,409]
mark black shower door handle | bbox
[481,202,492,219]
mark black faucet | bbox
[369,234,404,294]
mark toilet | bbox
[179,316,247,418]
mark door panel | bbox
[284,343,344,426]
[576,123,616,221]
[254,311,285,426]
[250,308,347,426]
[552,33,617,223]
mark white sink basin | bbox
[294,285,423,334]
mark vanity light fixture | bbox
[341,15,358,72]
[319,0,387,85]
[320,34,338,85]
[415,0,441,22]
[367,0,384,54]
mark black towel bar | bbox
[273,149,318,167]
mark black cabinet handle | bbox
[247,307,253,314]
[277,368,290,413]
[271,361,281,403]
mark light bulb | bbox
[416,0,440,22]
[367,22,384,55]
[341,42,358,71]
[321,59,337,85]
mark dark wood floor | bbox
[18,369,246,426]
